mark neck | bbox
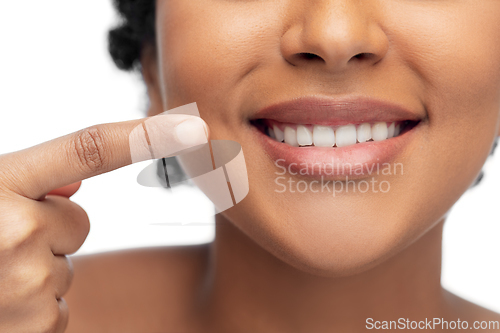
[198,216,450,332]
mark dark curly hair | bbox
[108,0,156,71]
[107,0,498,187]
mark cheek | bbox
[156,0,284,114]
[385,2,500,185]
[385,2,500,112]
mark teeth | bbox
[372,122,388,141]
[284,126,299,147]
[394,123,401,137]
[268,127,276,139]
[387,122,395,138]
[273,125,284,142]
[297,125,313,146]
[356,123,372,143]
[313,125,335,147]
[335,124,357,147]
[268,121,404,148]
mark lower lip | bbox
[251,124,418,180]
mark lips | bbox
[249,95,423,179]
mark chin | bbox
[221,190,430,278]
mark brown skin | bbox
[0,118,208,333]
[3,0,499,332]
[68,0,500,331]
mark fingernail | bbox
[175,117,208,146]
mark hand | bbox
[0,113,208,333]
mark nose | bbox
[280,0,389,72]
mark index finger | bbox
[0,112,208,200]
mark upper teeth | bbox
[269,122,401,147]
[283,126,299,147]
[312,125,335,147]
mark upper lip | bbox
[251,95,423,126]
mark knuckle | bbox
[58,298,69,332]
[57,256,74,295]
[1,265,51,306]
[64,257,75,286]
[38,301,60,333]
[65,203,90,253]
[71,126,109,174]
[23,266,52,298]
[38,267,53,291]
[0,208,41,252]
[74,203,91,238]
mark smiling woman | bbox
[0,0,499,332]
[73,0,500,330]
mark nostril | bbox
[354,53,370,60]
[299,52,321,60]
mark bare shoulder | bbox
[65,244,210,333]
[444,289,500,331]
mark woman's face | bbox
[150,0,500,276]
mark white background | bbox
[0,1,498,313]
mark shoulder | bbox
[65,244,210,333]
[444,289,500,332]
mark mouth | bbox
[252,119,418,148]
[249,95,423,179]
